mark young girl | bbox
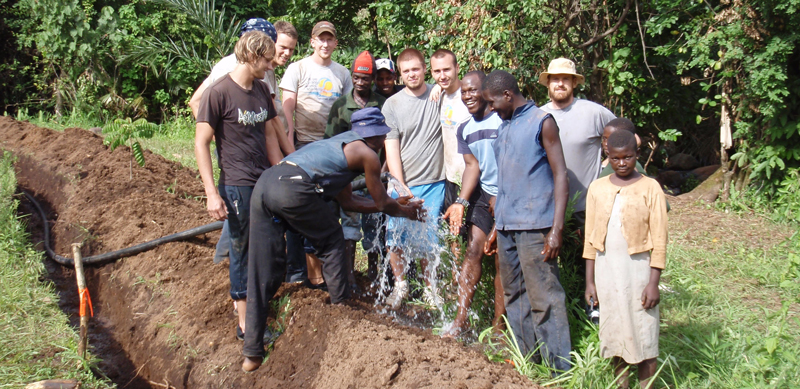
[584,129,668,388]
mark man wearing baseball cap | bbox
[280,21,353,291]
[242,107,426,371]
[539,58,616,230]
[374,58,404,99]
[280,21,353,148]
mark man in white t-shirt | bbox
[280,21,353,148]
[430,49,471,220]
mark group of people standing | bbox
[191,17,668,388]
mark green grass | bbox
[478,227,800,388]
[0,151,114,388]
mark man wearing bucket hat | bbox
[539,58,616,232]
[242,107,426,371]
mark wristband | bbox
[455,197,469,208]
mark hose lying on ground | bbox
[23,190,223,266]
[23,173,391,266]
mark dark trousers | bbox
[243,164,348,357]
[497,229,572,372]
[285,230,307,282]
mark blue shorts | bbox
[385,180,445,256]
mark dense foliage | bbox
[2,0,799,218]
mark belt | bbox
[276,162,323,193]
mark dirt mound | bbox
[0,116,534,388]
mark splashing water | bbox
[361,174,487,336]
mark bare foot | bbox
[242,356,263,372]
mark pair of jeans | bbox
[497,229,572,372]
[219,184,254,301]
[244,164,348,358]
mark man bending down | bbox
[242,107,425,371]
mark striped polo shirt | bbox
[456,112,503,196]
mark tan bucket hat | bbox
[538,58,585,87]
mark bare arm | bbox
[265,118,284,166]
[384,138,412,195]
[585,259,597,306]
[189,83,208,119]
[339,142,425,221]
[541,117,569,261]
[270,115,295,155]
[195,122,227,220]
[282,90,297,144]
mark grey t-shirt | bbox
[383,84,445,187]
[541,98,615,212]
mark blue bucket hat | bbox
[240,18,277,42]
[351,107,391,138]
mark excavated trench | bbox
[1,116,535,388]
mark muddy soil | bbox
[0,116,535,388]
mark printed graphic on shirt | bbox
[237,107,271,126]
[441,104,458,127]
[312,77,341,99]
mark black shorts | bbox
[443,180,460,210]
[465,187,494,235]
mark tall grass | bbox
[480,225,800,388]
[0,152,113,388]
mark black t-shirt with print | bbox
[197,75,276,186]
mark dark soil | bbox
[0,116,535,388]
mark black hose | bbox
[23,190,223,266]
[351,172,391,192]
[23,172,389,266]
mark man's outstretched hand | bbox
[442,203,465,235]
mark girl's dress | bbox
[595,193,659,364]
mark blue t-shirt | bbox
[456,112,502,196]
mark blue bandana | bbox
[240,18,277,42]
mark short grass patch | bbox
[0,151,113,388]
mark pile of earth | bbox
[0,116,533,388]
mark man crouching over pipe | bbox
[242,107,426,371]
